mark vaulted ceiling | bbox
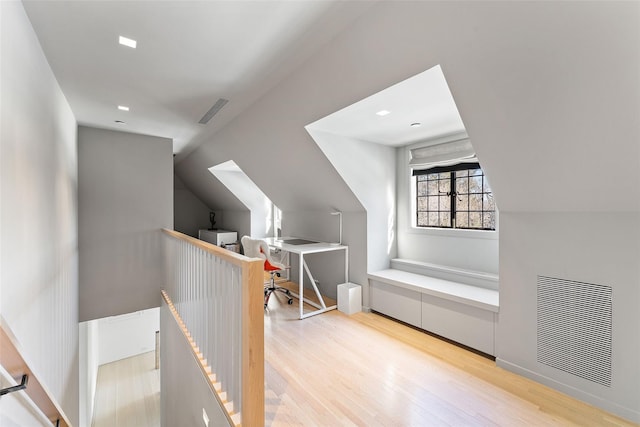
[22,1,640,215]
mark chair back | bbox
[241,236,285,271]
[241,235,266,260]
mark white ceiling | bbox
[21,0,374,157]
[307,65,466,147]
[22,1,464,156]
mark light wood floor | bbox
[92,290,635,427]
[92,351,160,427]
[264,290,636,427]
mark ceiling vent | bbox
[198,98,229,124]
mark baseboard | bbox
[496,358,640,424]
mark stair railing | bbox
[162,229,264,426]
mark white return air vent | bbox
[537,276,612,387]
[198,98,229,124]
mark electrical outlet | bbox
[202,408,209,426]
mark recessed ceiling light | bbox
[118,36,137,49]
[376,110,391,116]
[117,105,130,111]
[410,122,422,127]
[115,120,126,124]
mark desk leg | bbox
[345,246,349,283]
[287,249,340,320]
[303,261,326,309]
[299,253,304,319]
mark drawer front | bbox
[370,280,421,328]
[421,294,495,355]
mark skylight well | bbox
[209,160,280,238]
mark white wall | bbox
[97,307,159,365]
[396,142,499,274]
[0,2,79,424]
[78,308,158,427]
[309,130,395,272]
[498,212,640,421]
[79,320,99,427]
[209,163,273,238]
[78,126,173,321]
[308,130,396,306]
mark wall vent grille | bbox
[537,276,612,387]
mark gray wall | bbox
[282,211,367,301]
[160,300,229,427]
[0,2,79,424]
[78,126,173,321]
[498,212,640,421]
[174,173,215,238]
[175,1,639,421]
[174,173,250,240]
[220,210,251,243]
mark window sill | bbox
[407,226,498,240]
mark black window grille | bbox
[415,164,495,230]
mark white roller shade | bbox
[409,138,475,168]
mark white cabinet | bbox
[421,295,496,355]
[368,268,498,356]
[198,229,237,246]
[370,280,422,328]
[337,283,362,315]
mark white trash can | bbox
[337,282,362,315]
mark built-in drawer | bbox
[370,280,421,328]
[421,294,495,355]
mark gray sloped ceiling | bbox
[176,1,639,216]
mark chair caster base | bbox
[287,298,293,305]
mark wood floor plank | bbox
[264,291,636,427]
[92,288,635,427]
[92,351,160,427]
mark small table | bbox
[265,237,348,319]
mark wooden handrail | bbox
[162,228,265,427]
[241,256,265,427]
[162,228,249,266]
[0,316,72,427]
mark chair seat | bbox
[241,235,292,309]
[264,259,282,272]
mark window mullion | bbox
[450,171,456,228]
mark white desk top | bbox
[265,237,347,254]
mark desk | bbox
[265,237,348,319]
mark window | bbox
[415,163,496,230]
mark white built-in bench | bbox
[368,259,499,356]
